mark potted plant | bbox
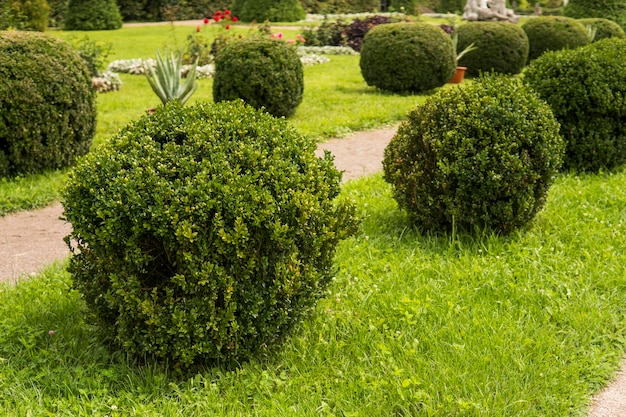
[450,32,478,83]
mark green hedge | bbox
[456,22,529,76]
[383,75,564,234]
[64,0,122,30]
[564,0,626,30]
[578,17,625,41]
[301,0,379,14]
[0,0,49,31]
[523,38,626,172]
[0,31,96,177]
[522,16,590,61]
[213,36,304,118]
[360,22,456,93]
[62,100,358,367]
[232,0,305,22]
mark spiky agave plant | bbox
[145,50,198,105]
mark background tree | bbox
[232,0,305,22]
[0,0,50,31]
[564,0,626,30]
[64,0,122,30]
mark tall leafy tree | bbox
[232,0,305,22]
[64,0,122,30]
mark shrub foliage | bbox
[360,22,456,93]
[522,16,590,61]
[578,17,626,41]
[302,15,400,50]
[564,0,626,30]
[62,100,358,367]
[383,75,564,234]
[523,38,626,172]
[47,0,68,27]
[0,31,96,178]
[232,0,305,22]
[455,22,529,76]
[213,36,304,118]
[0,0,49,31]
[301,0,379,14]
[64,0,122,30]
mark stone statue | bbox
[462,0,519,23]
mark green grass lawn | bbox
[1,24,427,216]
[2,170,626,415]
[2,20,626,416]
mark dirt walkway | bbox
[0,125,624,416]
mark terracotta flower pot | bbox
[449,66,467,84]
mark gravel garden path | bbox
[0,125,623,415]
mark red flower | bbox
[203,17,209,24]
[215,10,223,15]
[225,24,230,30]
[213,15,221,22]
[232,16,238,22]
[224,9,231,15]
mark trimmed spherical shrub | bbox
[383,75,564,234]
[64,0,122,31]
[213,36,304,118]
[455,22,529,76]
[565,0,626,30]
[522,16,590,61]
[232,0,305,22]
[360,22,456,93]
[0,0,49,31]
[0,31,96,178]
[578,18,626,41]
[523,38,626,172]
[62,100,358,367]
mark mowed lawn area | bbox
[1,21,626,416]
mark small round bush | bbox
[455,22,529,76]
[0,31,96,178]
[383,75,564,234]
[62,100,358,367]
[523,38,626,172]
[360,22,456,93]
[565,0,626,31]
[522,16,590,61]
[213,36,304,118]
[64,0,122,31]
[578,18,626,41]
[232,0,305,22]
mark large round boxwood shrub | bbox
[383,75,564,234]
[360,22,456,93]
[232,0,305,22]
[64,0,122,30]
[564,0,626,30]
[455,22,529,76]
[0,31,96,178]
[522,16,590,61]
[523,38,626,172]
[213,36,304,118]
[578,18,626,41]
[62,100,358,367]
